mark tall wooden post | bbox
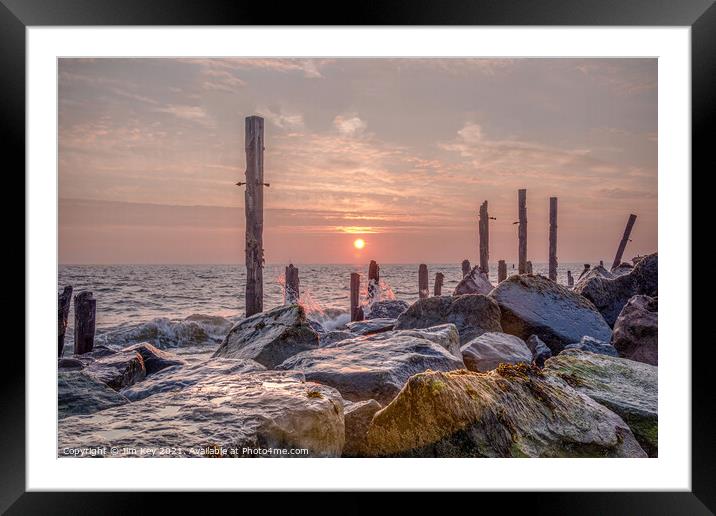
[367,260,380,303]
[74,291,96,355]
[567,271,574,287]
[244,116,265,317]
[478,201,489,274]
[58,286,72,358]
[498,260,507,283]
[284,264,300,304]
[418,264,429,299]
[611,214,637,270]
[434,272,444,296]
[350,273,363,322]
[549,197,558,281]
[461,259,471,278]
[518,189,527,274]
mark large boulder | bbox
[365,366,646,457]
[453,266,494,296]
[563,336,618,356]
[277,328,465,406]
[460,332,532,372]
[526,334,552,367]
[394,294,502,344]
[58,371,345,457]
[213,304,319,369]
[342,399,382,457]
[58,371,130,419]
[365,300,409,320]
[345,318,395,336]
[121,343,186,375]
[544,349,658,456]
[83,349,146,390]
[488,274,611,354]
[319,330,356,347]
[575,253,657,327]
[612,295,658,365]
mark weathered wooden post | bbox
[526,261,533,274]
[367,260,380,303]
[478,201,489,273]
[58,286,72,357]
[611,214,637,270]
[518,189,527,274]
[549,197,558,281]
[599,260,604,267]
[350,272,363,322]
[578,264,590,281]
[418,264,429,299]
[434,272,444,296]
[74,291,96,355]
[498,260,507,283]
[243,115,266,317]
[461,259,471,278]
[284,264,300,304]
[567,270,574,287]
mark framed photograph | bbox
[7,0,711,510]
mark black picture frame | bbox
[4,0,711,511]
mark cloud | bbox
[333,114,367,137]
[153,104,214,127]
[257,106,305,130]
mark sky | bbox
[58,58,657,265]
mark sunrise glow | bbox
[353,238,366,250]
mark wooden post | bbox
[244,116,265,317]
[599,260,604,267]
[567,271,574,287]
[549,197,558,281]
[518,189,527,274]
[498,260,507,283]
[461,259,471,278]
[611,214,637,269]
[433,272,444,296]
[418,264,429,299]
[367,260,380,303]
[350,273,363,322]
[74,291,96,355]
[526,261,533,274]
[478,201,489,273]
[578,264,590,281]
[58,286,72,358]
[284,264,300,304]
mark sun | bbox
[353,238,366,250]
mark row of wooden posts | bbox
[57,286,96,358]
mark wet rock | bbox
[574,265,614,290]
[575,253,657,327]
[460,332,532,372]
[365,365,646,458]
[612,262,634,276]
[83,349,146,390]
[58,371,129,419]
[319,330,356,347]
[213,304,319,369]
[58,371,345,457]
[58,358,85,370]
[122,343,187,375]
[544,349,657,456]
[345,318,396,336]
[277,328,465,406]
[453,266,494,296]
[365,300,409,320]
[307,319,326,334]
[342,399,382,457]
[526,334,552,367]
[564,336,618,357]
[612,295,658,365]
[394,294,503,344]
[488,274,611,354]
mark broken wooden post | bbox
[418,264,429,299]
[244,115,265,317]
[549,197,558,281]
[599,260,604,267]
[461,259,471,278]
[367,260,380,303]
[578,264,590,281]
[284,264,300,304]
[611,214,637,270]
[498,260,507,283]
[518,189,527,274]
[526,261,533,274]
[73,291,96,355]
[350,272,363,322]
[58,286,72,358]
[567,270,574,287]
[478,201,489,273]
[434,272,444,296]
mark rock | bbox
[365,300,409,320]
[364,365,646,458]
[83,349,146,390]
[394,294,503,344]
[345,318,395,336]
[453,266,494,296]
[307,319,326,334]
[488,274,611,354]
[58,371,345,457]
[544,349,658,456]
[121,343,187,375]
[342,399,382,457]
[58,357,85,370]
[612,262,634,276]
[612,295,658,365]
[564,336,619,357]
[277,329,465,406]
[460,332,532,372]
[575,253,657,327]
[58,371,129,419]
[120,357,265,401]
[526,334,552,367]
[212,304,319,369]
[319,331,356,347]
[574,265,614,290]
